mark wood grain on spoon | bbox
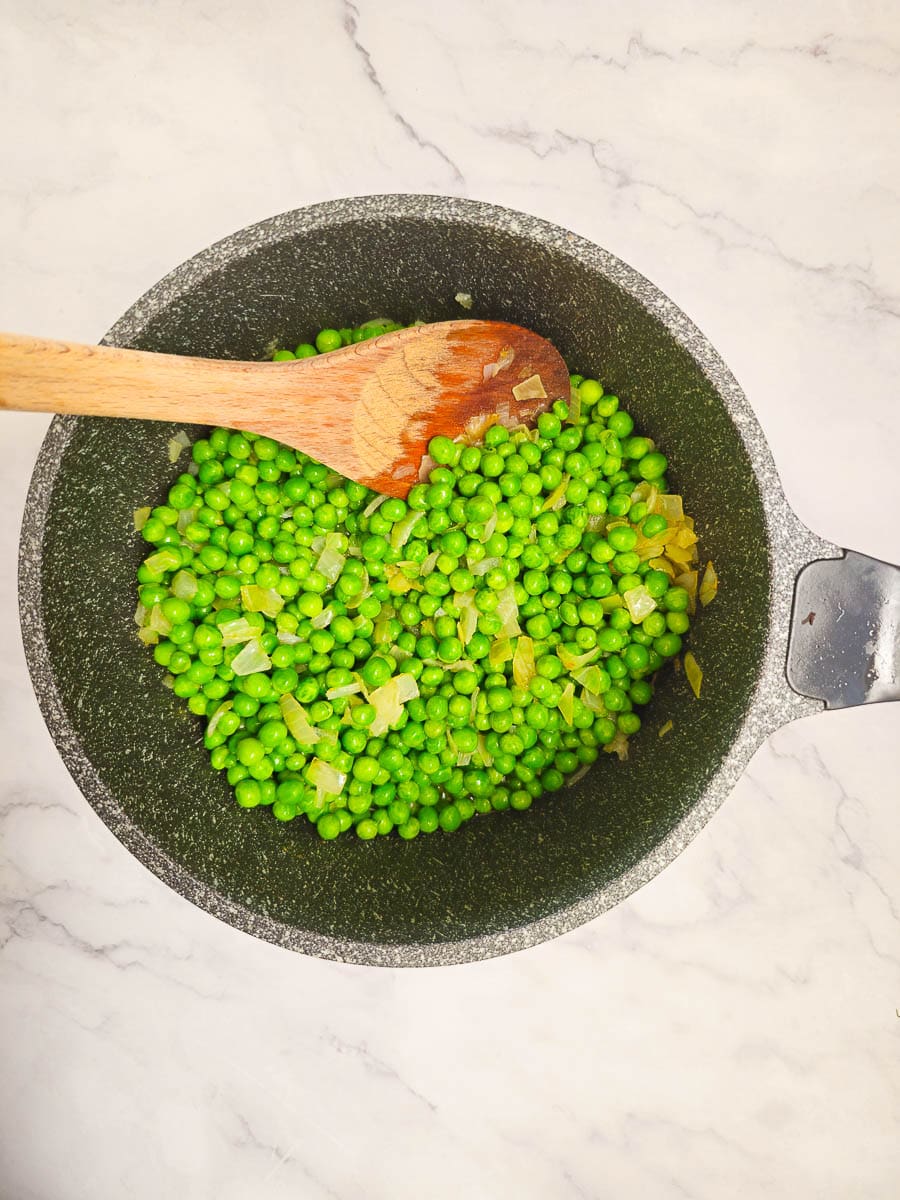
[0,321,569,496]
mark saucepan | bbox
[18,195,900,966]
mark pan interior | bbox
[37,211,769,947]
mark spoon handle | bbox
[0,331,279,426]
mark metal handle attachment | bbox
[787,550,900,708]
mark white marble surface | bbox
[2,2,899,1196]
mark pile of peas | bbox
[135,320,696,840]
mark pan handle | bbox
[786,549,900,708]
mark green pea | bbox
[315,329,343,353]
[638,452,668,480]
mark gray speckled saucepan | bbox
[17,196,900,967]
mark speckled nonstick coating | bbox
[18,196,838,966]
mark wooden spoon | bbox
[0,321,569,497]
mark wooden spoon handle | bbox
[0,331,274,426]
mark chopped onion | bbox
[144,548,180,575]
[496,585,521,637]
[649,555,677,580]
[220,617,260,646]
[482,346,514,381]
[206,701,233,737]
[684,652,703,699]
[674,569,699,615]
[512,374,547,403]
[345,572,371,610]
[315,542,346,585]
[623,585,657,623]
[168,430,191,462]
[176,506,198,534]
[458,595,478,646]
[148,604,172,636]
[650,493,684,523]
[134,602,147,627]
[307,757,346,799]
[362,494,387,519]
[394,674,420,703]
[172,570,198,602]
[558,680,575,726]
[489,636,513,669]
[310,606,334,630]
[276,631,302,644]
[470,556,501,577]
[658,720,674,738]
[393,463,416,480]
[557,645,599,671]
[664,542,694,567]
[483,510,498,540]
[636,537,668,562]
[373,612,393,644]
[368,672,419,736]
[477,733,493,767]
[569,387,582,424]
[417,453,436,482]
[456,752,472,767]
[512,636,535,688]
[455,291,474,309]
[133,507,151,532]
[630,482,651,505]
[603,731,630,761]
[630,481,652,504]
[581,689,606,714]
[386,566,421,595]
[423,658,475,673]
[391,510,425,549]
[699,561,718,607]
[240,585,283,618]
[420,550,439,575]
[462,411,499,444]
[279,695,321,745]
[137,627,159,645]
[541,475,569,512]
[231,639,272,676]
[586,514,607,533]
[573,665,606,695]
[326,682,362,700]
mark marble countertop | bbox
[2,3,899,1197]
